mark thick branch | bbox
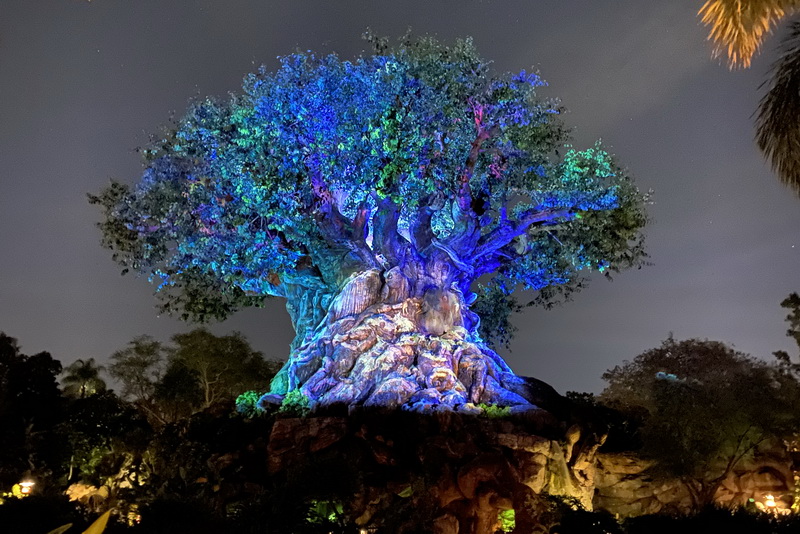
[456,128,492,212]
[309,168,378,271]
[371,197,404,265]
[451,106,499,251]
[473,208,573,262]
[410,206,437,253]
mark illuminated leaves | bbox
[92,36,647,323]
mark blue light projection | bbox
[95,37,648,412]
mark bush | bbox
[235,390,265,418]
[279,390,311,417]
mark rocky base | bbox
[266,408,605,534]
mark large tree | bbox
[91,36,647,412]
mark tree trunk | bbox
[262,264,536,412]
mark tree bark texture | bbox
[262,263,538,412]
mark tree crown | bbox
[91,36,648,322]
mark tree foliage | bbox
[170,329,279,409]
[756,21,800,195]
[61,358,107,399]
[698,1,800,195]
[63,391,151,485]
[601,336,799,510]
[698,0,797,68]
[109,335,165,405]
[90,35,648,339]
[108,329,280,422]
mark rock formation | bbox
[593,449,795,516]
[266,409,606,534]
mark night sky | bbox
[2,0,799,395]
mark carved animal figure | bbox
[326,269,382,324]
[381,266,411,304]
[420,288,463,336]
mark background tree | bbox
[62,391,151,488]
[108,335,168,423]
[108,329,279,420]
[600,336,798,511]
[61,358,107,398]
[91,35,647,411]
[151,363,203,422]
[170,328,278,410]
[0,333,67,488]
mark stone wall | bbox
[266,410,606,534]
[593,450,795,517]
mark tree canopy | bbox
[91,35,647,327]
[0,333,66,487]
[698,1,800,194]
[61,358,107,399]
[109,329,279,422]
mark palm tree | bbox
[699,0,797,68]
[62,358,107,398]
[755,21,800,193]
[699,0,800,194]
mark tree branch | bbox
[473,208,573,262]
[308,167,379,271]
[371,197,404,265]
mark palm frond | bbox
[756,20,800,194]
[699,0,797,68]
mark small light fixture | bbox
[19,481,34,495]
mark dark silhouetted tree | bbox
[601,337,797,511]
[108,335,169,423]
[170,329,277,410]
[61,358,107,399]
[0,333,67,487]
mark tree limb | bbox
[473,208,573,262]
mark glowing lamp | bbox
[19,480,34,495]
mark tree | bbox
[61,358,107,399]
[91,35,647,411]
[109,330,278,421]
[0,333,67,487]
[600,337,798,510]
[698,0,796,69]
[170,328,277,410]
[108,335,168,423]
[62,391,151,486]
[699,1,800,194]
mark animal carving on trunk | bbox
[381,266,411,304]
[326,269,382,324]
[420,287,463,336]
